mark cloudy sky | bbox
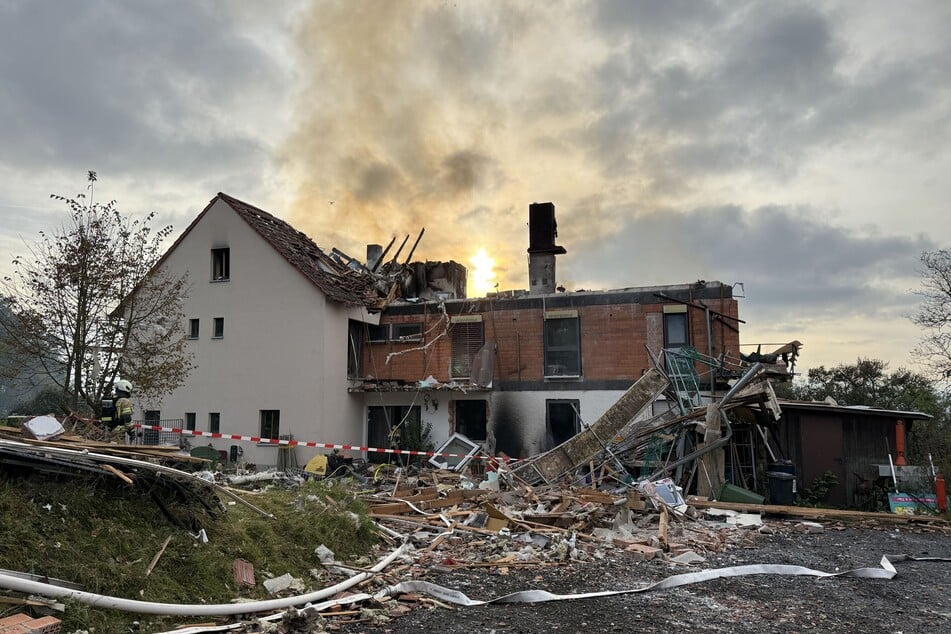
[1,0,949,376]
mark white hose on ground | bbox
[0,542,409,616]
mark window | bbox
[663,306,689,349]
[213,317,224,338]
[450,316,484,379]
[392,323,423,342]
[547,400,580,447]
[209,412,220,433]
[348,320,364,378]
[185,412,196,431]
[366,323,389,343]
[188,318,199,339]
[454,400,487,441]
[544,313,581,378]
[260,410,280,439]
[212,248,230,281]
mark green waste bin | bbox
[716,482,765,505]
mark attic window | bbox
[212,248,230,281]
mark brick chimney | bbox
[527,202,566,294]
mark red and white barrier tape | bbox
[131,423,515,462]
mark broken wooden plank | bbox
[145,535,172,576]
[688,499,949,524]
[101,464,134,485]
[513,368,668,483]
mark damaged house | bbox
[142,195,747,469]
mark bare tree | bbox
[0,174,193,415]
[912,249,951,384]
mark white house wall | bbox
[144,199,372,466]
[357,388,637,461]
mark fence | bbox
[136,419,184,447]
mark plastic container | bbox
[769,461,798,494]
[767,471,796,505]
[716,482,765,505]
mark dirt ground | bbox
[333,521,951,634]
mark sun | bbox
[469,248,497,297]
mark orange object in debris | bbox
[894,419,907,466]
[937,474,947,512]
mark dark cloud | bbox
[583,2,950,186]
[0,0,281,180]
[564,204,934,325]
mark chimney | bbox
[366,244,383,271]
[527,202,566,294]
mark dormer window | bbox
[212,248,230,281]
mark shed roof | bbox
[777,400,932,421]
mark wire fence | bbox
[136,419,184,447]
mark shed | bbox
[774,401,932,507]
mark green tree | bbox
[0,173,194,415]
[912,249,951,383]
[794,358,950,477]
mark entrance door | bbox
[546,400,579,448]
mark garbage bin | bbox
[768,461,797,494]
[716,481,765,505]
[767,471,796,505]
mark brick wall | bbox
[363,294,741,385]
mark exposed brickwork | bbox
[362,292,741,384]
[0,614,61,634]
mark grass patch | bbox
[0,471,379,631]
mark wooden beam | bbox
[688,499,949,524]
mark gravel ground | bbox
[329,521,951,634]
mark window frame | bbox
[185,412,196,431]
[663,306,689,349]
[543,312,581,379]
[449,316,484,380]
[391,323,423,342]
[366,323,389,343]
[211,247,230,281]
[212,317,224,339]
[209,412,220,433]
[188,318,199,339]
[260,410,280,440]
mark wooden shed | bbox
[773,401,931,507]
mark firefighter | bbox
[111,379,135,442]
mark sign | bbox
[888,492,937,515]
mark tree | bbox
[793,358,950,477]
[912,249,951,384]
[793,358,943,413]
[0,173,194,415]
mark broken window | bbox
[546,399,579,447]
[188,318,199,339]
[663,306,689,349]
[454,399,487,441]
[213,317,224,339]
[260,410,280,439]
[348,320,365,378]
[391,323,423,342]
[366,323,389,343]
[185,412,196,431]
[209,412,220,433]
[450,316,484,379]
[211,247,230,281]
[544,313,581,378]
